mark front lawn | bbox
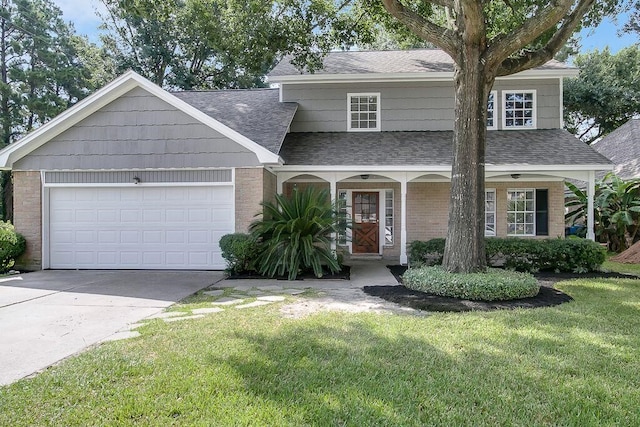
[1,278,640,426]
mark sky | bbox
[54,0,638,54]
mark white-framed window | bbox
[485,189,496,236]
[385,189,394,246]
[487,91,497,130]
[507,189,535,236]
[502,90,536,129]
[347,93,381,131]
[338,190,348,245]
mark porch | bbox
[272,169,593,265]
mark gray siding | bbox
[493,79,560,130]
[14,87,260,171]
[282,78,561,132]
[44,169,232,184]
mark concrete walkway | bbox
[169,260,416,320]
[0,270,221,386]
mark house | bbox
[0,49,612,271]
[590,118,640,180]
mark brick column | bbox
[12,171,42,270]
[235,168,265,233]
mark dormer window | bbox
[348,93,380,131]
[503,90,536,129]
[487,91,497,130]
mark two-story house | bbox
[0,49,612,271]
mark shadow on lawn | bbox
[206,308,639,425]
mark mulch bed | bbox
[225,265,350,281]
[363,265,639,312]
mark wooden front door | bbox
[352,192,379,254]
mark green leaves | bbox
[249,187,348,280]
[565,172,640,252]
[564,46,640,143]
[100,0,366,89]
[403,266,540,301]
[0,0,99,146]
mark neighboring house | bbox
[591,118,640,180]
[0,49,612,270]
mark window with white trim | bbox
[485,189,496,236]
[487,91,497,130]
[507,189,535,236]
[385,189,394,246]
[503,90,536,129]
[338,190,348,245]
[348,93,380,131]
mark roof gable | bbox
[0,71,281,170]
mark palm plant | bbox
[250,187,349,280]
[566,173,640,252]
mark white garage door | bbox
[48,186,234,269]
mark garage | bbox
[45,171,234,270]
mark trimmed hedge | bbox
[219,233,260,273]
[403,266,540,301]
[0,221,26,273]
[409,237,605,273]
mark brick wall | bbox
[263,169,277,206]
[407,182,450,242]
[235,168,265,233]
[407,180,566,241]
[13,171,42,270]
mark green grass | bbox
[1,278,640,426]
[602,255,640,276]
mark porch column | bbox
[587,170,596,241]
[276,175,284,195]
[400,176,408,265]
[329,176,337,252]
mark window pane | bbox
[385,189,393,245]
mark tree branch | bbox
[487,0,576,68]
[495,0,595,76]
[380,0,459,61]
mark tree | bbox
[366,0,625,273]
[564,46,640,143]
[624,1,640,34]
[99,0,372,89]
[0,0,101,219]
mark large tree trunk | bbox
[442,48,495,273]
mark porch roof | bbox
[278,129,612,168]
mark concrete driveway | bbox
[0,270,222,386]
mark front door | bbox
[352,192,379,254]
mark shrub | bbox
[250,187,348,280]
[403,266,540,301]
[219,233,260,273]
[409,237,605,273]
[409,238,445,266]
[0,221,26,273]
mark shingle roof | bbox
[172,88,297,154]
[269,49,573,77]
[591,119,640,179]
[279,130,612,167]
